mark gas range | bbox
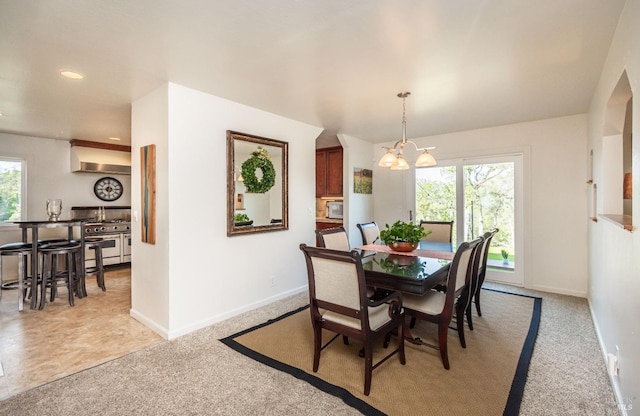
[83,221,131,236]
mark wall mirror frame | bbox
[227,130,288,236]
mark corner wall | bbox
[131,82,322,339]
[587,1,640,412]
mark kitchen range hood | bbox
[70,140,132,175]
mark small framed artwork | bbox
[141,144,156,244]
[354,168,372,194]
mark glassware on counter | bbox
[46,199,63,221]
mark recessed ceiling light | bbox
[108,137,121,141]
[60,70,84,80]
[0,112,4,117]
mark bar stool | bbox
[82,237,107,292]
[38,242,82,309]
[0,242,33,311]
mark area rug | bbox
[220,289,541,416]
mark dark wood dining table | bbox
[358,245,453,296]
[355,245,453,346]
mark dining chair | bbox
[419,220,454,244]
[315,226,350,251]
[401,237,482,369]
[357,222,381,245]
[299,244,406,396]
[458,235,485,335]
[473,228,499,319]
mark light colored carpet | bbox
[225,290,537,415]
[0,282,618,415]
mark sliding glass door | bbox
[415,154,523,286]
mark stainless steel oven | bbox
[84,234,122,267]
[71,206,131,266]
[123,234,131,263]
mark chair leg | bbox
[438,322,450,370]
[39,254,49,310]
[466,304,474,330]
[397,323,406,365]
[312,324,322,372]
[94,246,106,291]
[456,303,466,349]
[475,290,482,316]
[363,344,373,396]
[66,251,75,306]
[409,317,416,329]
[74,249,86,298]
[49,254,59,302]
[342,335,349,345]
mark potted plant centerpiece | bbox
[379,220,432,252]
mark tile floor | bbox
[0,265,164,400]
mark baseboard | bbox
[587,298,629,416]
[129,308,170,339]
[153,285,309,340]
[524,283,587,298]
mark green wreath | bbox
[241,146,276,193]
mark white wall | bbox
[131,82,322,339]
[372,114,589,297]
[338,133,375,248]
[0,133,131,276]
[587,1,640,411]
[130,83,170,333]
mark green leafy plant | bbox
[501,249,509,260]
[234,213,250,223]
[379,220,431,245]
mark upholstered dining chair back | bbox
[315,227,350,251]
[474,228,499,317]
[356,222,381,245]
[299,244,406,396]
[419,220,454,243]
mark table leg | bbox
[18,252,24,312]
[30,227,38,309]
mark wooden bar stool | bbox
[0,242,33,311]
[38,242,82,309]
[83,237,107,292]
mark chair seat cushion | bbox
[402,290,446,315]
[0,242,33,252]
[323,303,392,331]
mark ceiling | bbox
[0,1,626,146]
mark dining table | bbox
[357,244,453,296]
[13,219,86,309]
[356,242,454,344]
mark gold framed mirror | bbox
[227,130,288,236]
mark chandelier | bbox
[377,92,437,170]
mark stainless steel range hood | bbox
[70,142,131,175]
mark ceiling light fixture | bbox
[377,91,436,170]
[108,137,121,141]
[60,70,84,80]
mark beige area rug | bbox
[221,289,541,416]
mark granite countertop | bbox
[316,218,343,224]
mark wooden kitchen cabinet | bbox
[316,146,343,197]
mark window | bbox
[415,154,524,286]
[0,157,25,223]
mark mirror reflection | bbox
[227,130,288,236]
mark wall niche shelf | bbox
[599,214,633,231]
